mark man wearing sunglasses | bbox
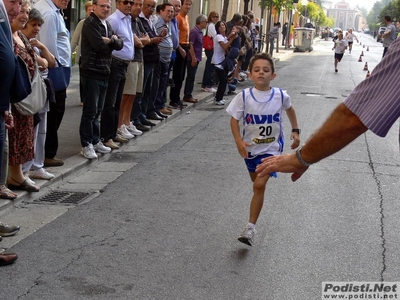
[100,0,136,147]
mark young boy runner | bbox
[226,53,300,246]
[332,33,347,73]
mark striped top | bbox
[344,38,400,140]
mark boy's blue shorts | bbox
[244,153,277,178]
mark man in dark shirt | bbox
[79,0,123,159]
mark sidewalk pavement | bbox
[0,47,295,213]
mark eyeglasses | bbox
[145,4,155,9]
[96,4,111,9]
[121,0,134,5]
[212,16,219,18]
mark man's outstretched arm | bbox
[256,103,368,181]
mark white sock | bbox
[247,222,256,229]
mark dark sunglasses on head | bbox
[121,0,134,5]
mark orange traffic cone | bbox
[363,44,365,48]
[358,55,362,62]
[366,70,370,78]
[363,62,368,71]
[360,51,364,56]
[367,46,369,51]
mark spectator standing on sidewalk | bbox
[100,0,135,145]
[381,15,397,57]
[131,0,164,127]
[211,21,238,106]
[165,0,180,92]
[116,0,147,144]
[169,0,192,109]
[268,22,280,56]
[35,0,71,168]
[79,0,123,159]
[0,0,22,266]
[70,1,93,106]
[182,14,207,103]
[8,0,41,193]
[21,8,57,180]
[281,22,287,46]
[148,2,174,118]
[127,0,151,133]
[200,11,219,93]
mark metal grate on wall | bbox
[33,191,92,205]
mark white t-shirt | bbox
[346,32,356,42]
[211,34,227,65]
[226,87,292,156]
[334,39,347,54]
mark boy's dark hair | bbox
[384,15,391,22]
[249,53,275,73]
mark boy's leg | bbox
[249,172,270,224]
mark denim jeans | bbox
[269,38,275,56]
[184,61,199,99]
[100,59,127,141]
[79,76,108,146]
[201,49,214,88]
[149,59,169,113]
[131,61,154,124]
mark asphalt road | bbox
[1,34,399,300]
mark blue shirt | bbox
[170,17,179,50]
[35,0,71,66]
[107,9,134,61]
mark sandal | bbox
[7,178,39,193]
[0,185,18,200]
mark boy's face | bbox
[249,59,276,89]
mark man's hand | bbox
[256,153,308,182]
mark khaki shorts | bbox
[123,61,143,95]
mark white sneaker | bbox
[238,225,256,246]
[118,125,134,139]
[202,87,217,93]
[81,144,98,159]
[93,141,111,154]
[214,99,225,106]
[239,72,247,78]
[29,168,55,180]
[127,122,143,136]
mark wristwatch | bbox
[292,128,301,134]
[295,147,313,167]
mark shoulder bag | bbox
[13,62,47,115]
[47,57,71,91]
[10,55,32,103]
[203,24,214,50]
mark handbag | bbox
[47,58,71,91]
[10,55,32,103]
[203,25,213,50]
[13,63,47,115]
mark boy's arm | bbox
[285,106,300,149]
[230,117,251,158]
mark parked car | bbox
[377,27,386,42]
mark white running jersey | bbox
[226,87,292,156]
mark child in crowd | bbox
[226,53,300,246]
[332,33,347,73]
